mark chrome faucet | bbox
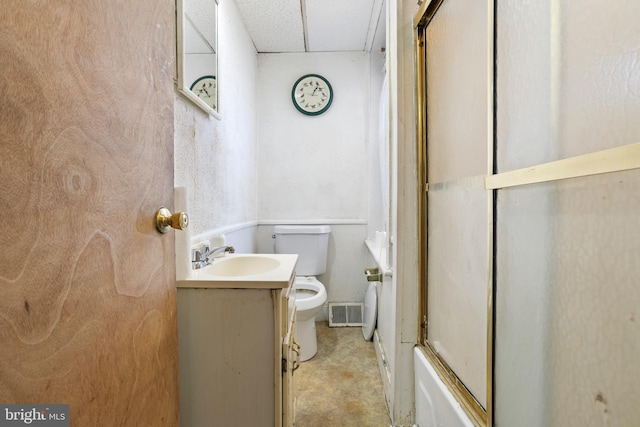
[191,245,235,269]
[191,245,209,269]
[210,245,235,257]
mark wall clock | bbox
[291,74,333,116]
[190,75,217,110]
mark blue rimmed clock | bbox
[291,74,333,116]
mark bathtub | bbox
[413,347,474,427]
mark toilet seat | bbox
[293,276,326,312]
[362,282,377,341]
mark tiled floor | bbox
[294,322,391,427]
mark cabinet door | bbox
[282,307,298,427]
[178,289,276,426]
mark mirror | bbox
[176,0,219,117]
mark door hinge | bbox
[282,358,287,373]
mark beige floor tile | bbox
[294,322,390,427]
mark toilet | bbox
[274,225,330,361]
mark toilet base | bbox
[296,318,319,362]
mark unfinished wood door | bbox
[0,1,179,425]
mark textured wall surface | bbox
[256,52,369,222]
[174,0,258,237]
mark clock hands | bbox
[190,76,217,109]
[301,83,324,99]
[296,83,328,110]
[196,81,215,98]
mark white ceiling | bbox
[234,0,386,53]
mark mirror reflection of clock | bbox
[190,75,217,109]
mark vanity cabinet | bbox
[177,279,298,427]
[282,305,298,426]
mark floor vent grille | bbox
[329,303,364,327]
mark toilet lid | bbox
[362,282,377,341]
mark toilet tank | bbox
[274,225,331,276]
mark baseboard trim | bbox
[373,330,393,415]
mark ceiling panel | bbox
[234,0,305,52]
[305,0,373,52]
[234,0,384,53]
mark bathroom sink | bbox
[177,254,298,289]
[205,255,281,277]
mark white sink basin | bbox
[178,254,298,289]
[205,255,281,277]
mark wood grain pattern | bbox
[0,1,179,425]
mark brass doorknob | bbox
[155,207,189,234]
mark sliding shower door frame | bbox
[414,1,495,426]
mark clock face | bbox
[190,75,217,110]
[291,74,333,116]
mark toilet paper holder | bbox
[364,267,382,282]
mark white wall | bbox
[256,52,369,222]
[368,33,388,240]
[255,52,375,318]
[174,0,258,238]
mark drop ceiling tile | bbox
[235,0,306,52]
[305,0,373,51]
